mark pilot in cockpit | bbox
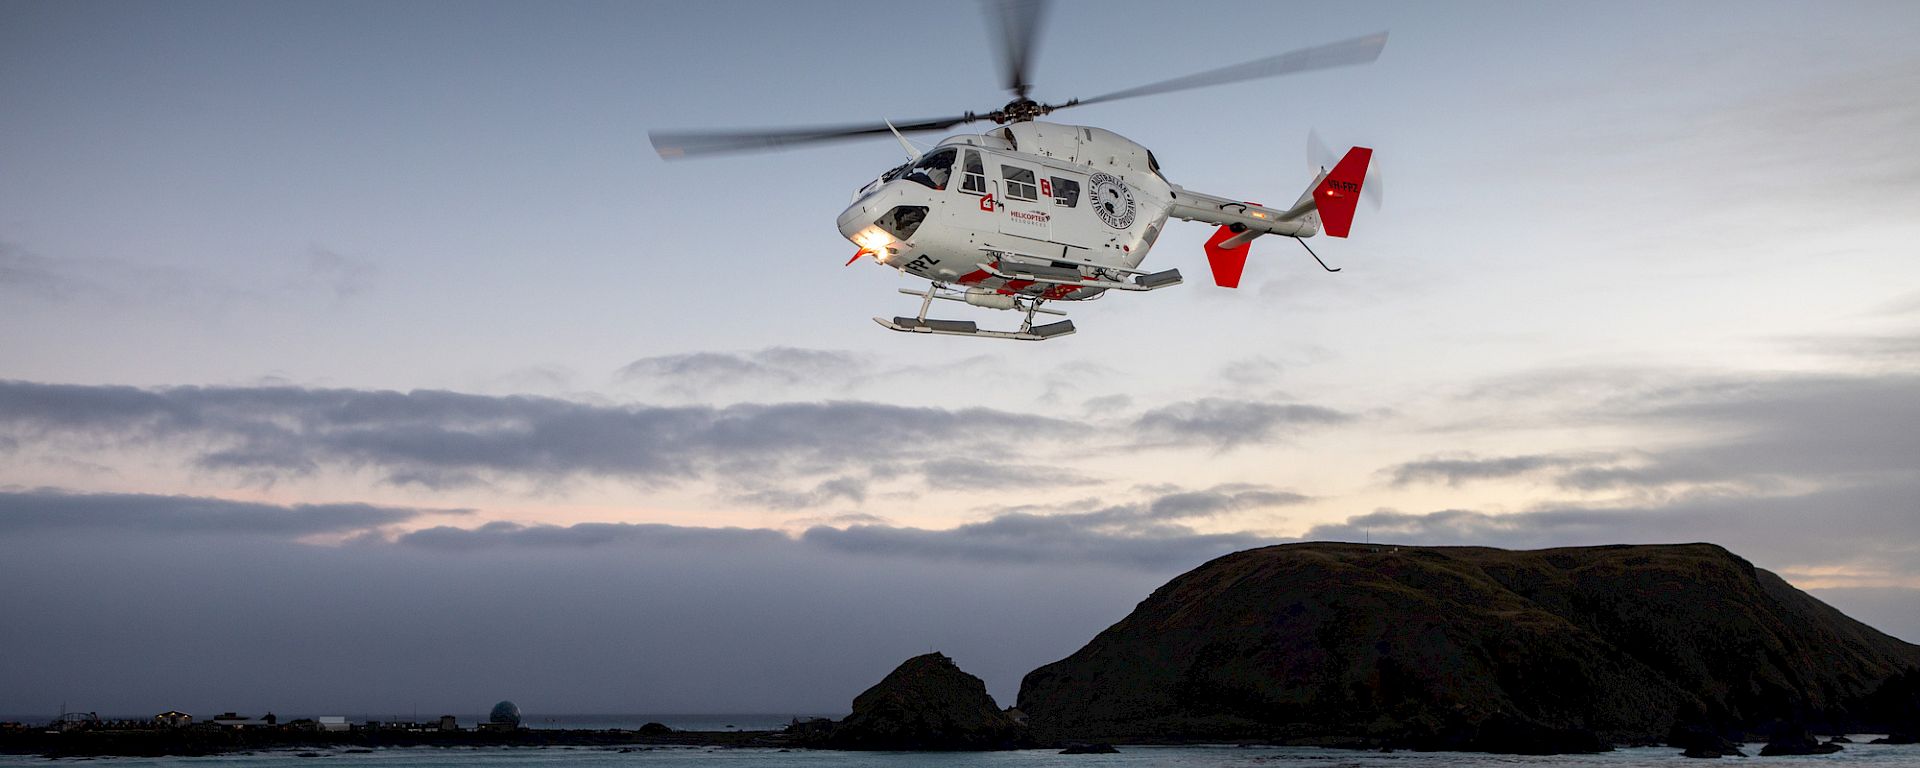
[903,149,956,190]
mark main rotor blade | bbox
[649,115,976,159]
[985,0,1049,98]
[1071,32,1387,108]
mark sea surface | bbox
[0,716,814,734]
[2,742,1917,767]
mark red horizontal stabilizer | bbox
[1315,146,1372,238]
[1204,225,1251,288]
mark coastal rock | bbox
[1758,726,1842,756]
[1671,724,1745,758]
[1018,543,1920,752]
[1059,742,1118,753]
[823,652,1032,750]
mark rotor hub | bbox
[988,97,1073,124]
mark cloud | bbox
[0,488,458,538]
[1783,333,1920,364]
[0,242,382,311]
[1218,356,1286,388]
[730,476,869,510]
[1080,393,1132,416]
[1586,373,1920,489]
[784,511,892,529]
[0,479,1301,570]
[1386,453,1617,487]
[617,347,867,395]
[356,482,1310,571]
[915,457,1101,491]
[802,483,1304,568]
[0,380,1073,490]
[0,242,89,302]
[1131,397,1354,448]
[396,519,786,551]
[802,518,1271,570]
[1442,366,1920,492]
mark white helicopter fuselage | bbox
[838,121,1325,306]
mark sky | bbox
[4,0,1920,719]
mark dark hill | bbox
[1017,543,1920,752]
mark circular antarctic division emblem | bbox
[1089,172,1136,230]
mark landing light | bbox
[851,227,897,265]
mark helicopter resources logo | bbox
[1009,209,1051,226]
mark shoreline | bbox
[0,728,790,758]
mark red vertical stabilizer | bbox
[1204,225,1251,288]
[1315,147,1372,238]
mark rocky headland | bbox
[1017,542,1920,754]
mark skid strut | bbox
[873,284,1076,341]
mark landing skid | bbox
[874,316,1075,340]
[874,284,1076,341]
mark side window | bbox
[876,205,929,240]
[1049,177,1080,207]
[960,150,987,194]
[1002,165,1038,202]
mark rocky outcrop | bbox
[1758,726,1842,756]
[821,652,1032,750]
[1018,543,1920,753]
[1671,724,1745,758]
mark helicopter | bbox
[651,1,1383,341]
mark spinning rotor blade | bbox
[1070,32,1388,108]
[1307,128,1338,173]
[986,0,1050,99]
[650,115,976,159]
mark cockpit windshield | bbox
[853,148,959,200]
[903,148,957,190]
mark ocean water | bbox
[1,742,1916,767]
[504,715,819,732]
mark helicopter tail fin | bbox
[1313,146,1372,238]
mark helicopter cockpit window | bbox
[1049,176,1080,207]
[960,150,987,194]
[876,205,929,241]
[904,149,956,191]
[1002,165,1039,202]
